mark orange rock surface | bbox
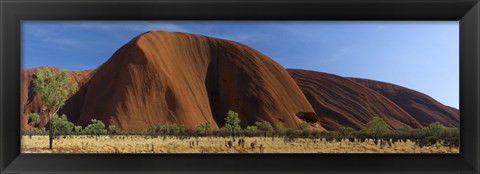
[288,69,422,130]
[20,31,322,131]
[349,78,459,127]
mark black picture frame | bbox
[1,0,479,173]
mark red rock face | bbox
[287,69,423,130]
[348,78,459,127]
[20,31,322,131]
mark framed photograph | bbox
[1,0,479,173]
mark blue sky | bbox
[22,21,459,109]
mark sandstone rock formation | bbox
[349,78,460,127]
[21,31,323,131]
[287,69,423,130]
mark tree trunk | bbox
[49,113,53,149]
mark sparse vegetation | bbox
[156,123,185,136]
[21,114,459,153]
[21,135,458,153]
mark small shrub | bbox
[212,128,230,137]
[84,119,108,135]
[157,123,184,136]
[242,129,261,137]
[392,128,411,142]
[255,121,274,137]
[298,121,310,130]
[108,125,116,134]
[144,124,156,135]
[285,128,302,140]
[336,127,355,140]
[22,127,47,136]
[310,130,323,139]
[28,113,41,127]
[440,128,459,147]
[246,125,258,131]
[274,123,286,136]
[301,129,311,138]
[73,125,83,134]
[195,122,211,136]
[324,131,335,142]
[51,114,74,136]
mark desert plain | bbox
[21,135,459,154]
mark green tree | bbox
[195,122,211,136]
[84,119,108,135]
[28,113,41,127]
[255,121,273,137]
[224,110,241,141]
[336,127,355,139]
[364,117,390,140]
[33,67,77,149]
[425,122,445,136]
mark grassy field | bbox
[21,135,459,153]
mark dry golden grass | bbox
[21,135,459,154]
